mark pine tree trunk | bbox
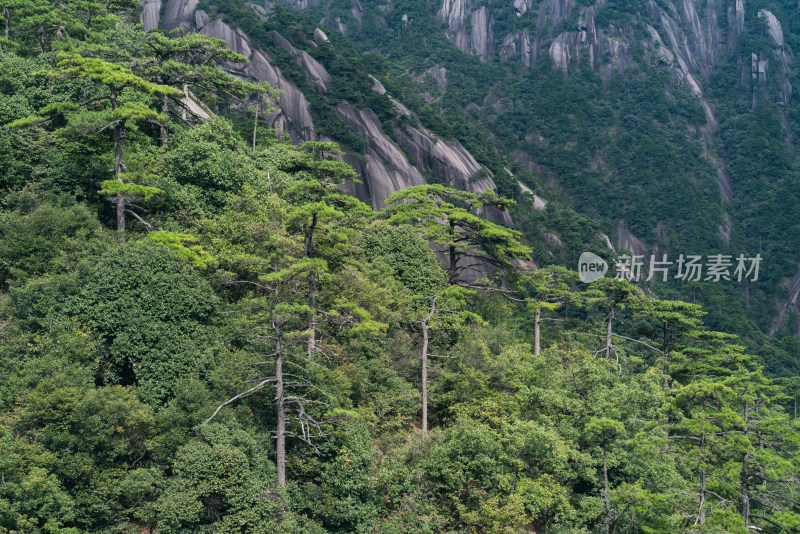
[182,83,188,121]
[448,220,457,283]
[740,454,750,527]
[534,306,541,356]
[308,268,316,358]
[603,447,611,534]
[663,322,671,387]
[698,468,706,528]
[307,213,317,361]
[421,297,437,435]
[698,434,707,529]
[110,86,125,243]
[160,95,169,147]
[605,308,614,360]
[274,312,286,487]
[741,396,750,528]
[252,99,259,153]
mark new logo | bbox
[578,252,608,283]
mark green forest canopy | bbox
[0,1,799,533]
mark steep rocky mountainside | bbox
[141,0,511,226]
[249,0,800,344]
[142,0,800,362]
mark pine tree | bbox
[414,286,481,434]
[280,141,371,361]
[201,190,380,486]
[522,266,587,356]
[80,26,273,145]
[667,377,740,530]
[636,299,706,386]
[585,416,626,534]
[10,52,180,241]
[1,0,136,52]
[384,184,531,286]
[587,277,644,363]
[724,365,800,531]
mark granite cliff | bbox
[141,0,513,219]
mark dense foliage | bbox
[1,1,800,533]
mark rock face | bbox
[755,9,792,107]
[470,7,494,61]
[336,101,427,209]
[512,0,534,17]
[283,0,318,8]
[248,51,317,142]
[616,221,648,259]
[195,9,209,29]
[394,125,513,226]
[437,0,469,53]
[162,0,198,32]
[369,75,387,95]
[196,22,317,142]
[142,0,519,232]
[200,21,252,59]
[149,1,316,142]
[140,0,162,31]
[436,0,494,61]
[758,9,783,49]
[416,64,448,103]
[268,30,332,94]
[263,0,793,205]
[335,98,514,225]
[313,28,329,44]
[431,0,793,127]
[770,265,800,338]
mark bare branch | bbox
[123,209,161,231]
[204,377,278,424]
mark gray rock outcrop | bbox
[141,0,162,31]
[394,125,513,227]
[195,10,209,29]
[512,0,534,17]
[470,7,494,61]
[616,220,648,259]
[162,0,198,32]
[313,28,329,44]
[756,9,792,107]
[247,50,317,142]
[336,101,427,209]
[436,0,494,61]
[269,30,332,94]
[284,0,318,8]
[770,265,800,338]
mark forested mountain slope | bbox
[1,0,800,532]
[305,0,800,365]
[140,0,800,368]
[143,0,513,221]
